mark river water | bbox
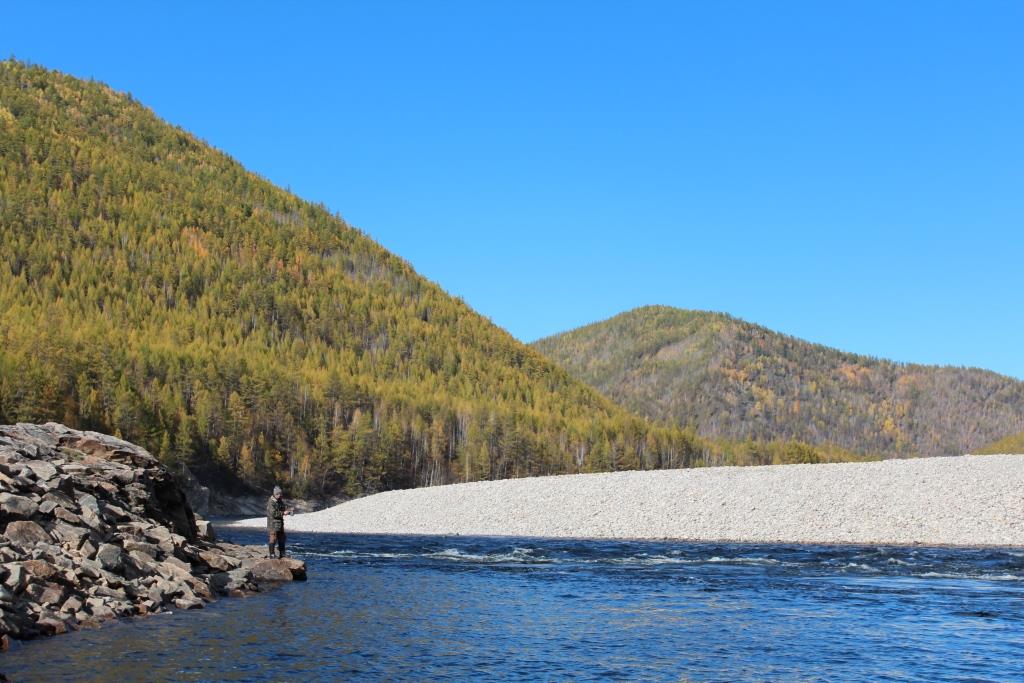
[3,528,1023,681]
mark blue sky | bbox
[3,2,1023,377]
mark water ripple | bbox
[4,530,1024,681]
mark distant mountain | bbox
[532,306,1024,458]
[972,431,1024,455]
[0,61,705,497]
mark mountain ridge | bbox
[535,304,1021,378]
[532,305,1024,457]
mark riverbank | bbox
[231,454,1024,546]
[0,423,305,646]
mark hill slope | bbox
[972,431,1024,455]
[0,61,704,496]
[532,306,1024,458]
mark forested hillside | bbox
[972,431,1024,455]
[0,61,708,497]
[533,306,1024,458]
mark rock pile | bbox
[0,423,306,648]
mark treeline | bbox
[534,306,1024,458]
[706,438,878,467]
[971,431,1024,455]
[0,60,717,497]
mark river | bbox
[3,528,1023,681]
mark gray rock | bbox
[146,583,167,605]
[211,567,255,594]
[9,472,36,488]
[23,459,58,481]
[0,493,40,518]
[80,506,108,532]
[95,543,124,573]
[48,521,88,550]
[24,582,63,606]
[173,597,204,610]
[73,611,97,627]
[155,560,192,584]
[97,569,124,588]
[155,578,187,602]
[41,490,77,510]
[189,577,214,602]
[228,567,254,583]
[163,555,191,572]
[76,492,100,515]
[124,540,160,558]
[0,610,37,639]
[21,559,59,581]
[41,584,64,605]
[105,601,133,619]
[79,539,97,559]
[198,549,239,571]
[251,558,307,582]
[195,519,216,541]
[29,543,63,562]
[207,572,231,593]
[109,467,136,485]
[60,595,83,614]
[90,584,127,601]
[4,520,52,547]
[85,597,116,620]
[126,550,159,575]
[53,506,84,525]
[102,503,130,521]
[77,558,103,580]
[4,564,26,591]
[23,581,46,601]
[51,474,77,495]
[35,613,68,635]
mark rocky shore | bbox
[0,423,305,647]
[232,454,1024,547]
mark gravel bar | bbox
[230,454,1024,546]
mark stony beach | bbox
[232,454,1024,546]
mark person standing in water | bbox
[266,485,293,558]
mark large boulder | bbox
[195,518,216,542]
[20,560,59,582]
[23,460,58,482]
[3,564,26,591]
[4,521,51,548]
[251,558,307,582]
[95,544,124,573]
[198,549,238,572]
[0,493,39,518]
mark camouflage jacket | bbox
[267,495,286,530]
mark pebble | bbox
[232,454,1024,546]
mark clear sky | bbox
[3,2,1022,377]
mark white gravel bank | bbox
[230,454,1024,546]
